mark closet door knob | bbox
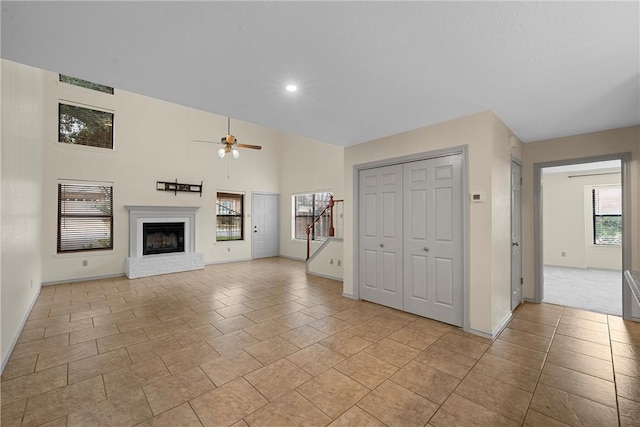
[423,247,429,252]
[380,243,384,248]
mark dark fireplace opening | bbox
[143,222,185,255]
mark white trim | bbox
[1,284,42,373]
[492,311,513,339]
[533,153,633,320]
[467,327,495,341]
[307,272,344,282]
[342,292,356,299]
[204,257,252,266]
[125,205,199,257]
[42,273,124,286]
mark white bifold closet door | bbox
[359,164,404,310]
[359,154,463,326]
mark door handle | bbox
[379,243,384,248]
[423,247,429,252]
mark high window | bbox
[293,192,332,240]
[59,74,114,94]
[59,103,114,149]
[592,186,622,245]
[217,192,244,241]
[58,182,113,253]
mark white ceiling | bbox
[1,1,638,147]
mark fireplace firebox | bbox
[143,222,185,255]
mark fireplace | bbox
[125,205,203,279]
[143,222,185,255]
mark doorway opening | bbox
[537,158,626,316]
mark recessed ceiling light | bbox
[286,84,298,92]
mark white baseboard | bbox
[278,254,305,262]
[466,328,494,340]
[306,271,343,282]
[42,273,125,286]
[342,292,355,299]
[204,257,252,266]
[1,283,41,373]
[491,311,513,339]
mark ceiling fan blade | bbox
[237,143,262,150]
[193,139,217,144]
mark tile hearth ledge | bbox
[125,205,204,279]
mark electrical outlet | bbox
[337,260,341,266]
[82,260,88,267]
[227,247,231,252]
[561,252,566,257]
[330,258,334,265]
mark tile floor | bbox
[1,257,639,427]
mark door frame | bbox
[352,145,469,331]
[511,156,523,310]
[533,153,633,319]
[251,192,280,259]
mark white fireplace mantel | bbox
[124,205,203,278]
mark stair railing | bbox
[306,195,343,260]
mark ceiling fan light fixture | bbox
[232,148,240,159]
[217,148,226,158]
[286,84,298,92]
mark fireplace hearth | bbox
[143,222,185,255]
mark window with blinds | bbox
[58,183,113,253]
[59,103,114,149]
[59,74,114,94]
[592,186,622,246]
[216,192,243,241]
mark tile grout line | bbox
[607,314,622,427]
[521,305,566,426]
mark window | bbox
[59,103,114,149]
[59,74,114,94]
[217,192,243,241]
[294,192,332,240]
[58,182,113,253]
[592,186,622,245]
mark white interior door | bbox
[403,155,463,326]
[511,160,523,310]
[252,193,279,259]
[359,165,403,310]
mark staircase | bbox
[305,196,344,281]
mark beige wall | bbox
[37,68,340,282]
[343,111,522,336]
[1,60,45,367]
[542,169,621,270]
[522,126,640,301]
[278,135,344,260]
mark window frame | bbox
[216,192,244,242]
[59,74,114,94]
[592,185,622,246]
[58,101,115,150]
[57,181,114,253]
[293,191,333,241]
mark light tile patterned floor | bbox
[1,258,639,426]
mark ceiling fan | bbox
[194,117,262,159]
